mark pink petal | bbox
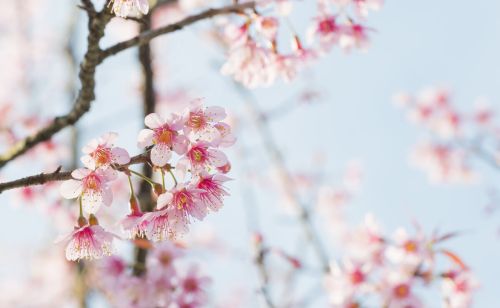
[209,149,228,167]
[102,187,113,207]
[157,192,173,210]
[60,180,82,199]
[81,155,96,170]
[144,113,164,129]
[111,147,131,165]
[137,129,154,149]
[151,144,172,167]
[82,190,103,214]
[101,132,118,146]
[205,106,226,122]
[172,135,188,155]
[72,168,91,179]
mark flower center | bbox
[403,240,418,253]
[92,147,112,166]
[188,112,206,130]
[350,269,365,285]
[319,18,337,34]
[84,174,100,190]
[155,128,174,145]
[183,278,199,292]
[191,148,205,162]
[176,192,190,209]
[393,284,410,299]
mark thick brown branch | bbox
[100,1,255,59]
[0,153,149,194]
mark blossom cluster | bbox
[394,87,500,183]
[94,242,211,307]
[219,0,383,88]
[58,100,235,261]
[325,215,478,307]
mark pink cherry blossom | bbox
[158,185,207,226]
[120,198,148,239]
[411,142,476,184]
[221,38,277,88]
[182,141,228,172]
[339,23,372,52]
[60,222,117,261]
[381,273,422,308]
[182,99,227,143]
[309,14,342,51]
[60,168,116,214]
[196,172,231,212]
[385,228,432,272]
[176,265,211,306]
[138,113,188,167]
[442,269,478,308]
[148,241,184,277]
[213,122,236,147]
[144,207,177,242]
[325,260,371,306]
[109,0,149,18]
[81,132,130,170]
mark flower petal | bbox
[60,180,82,199]
[137,129,154,149]
[145,113,164,129]
[151,144,172,167]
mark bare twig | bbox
[234,84,331,273]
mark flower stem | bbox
[129,169,157,187]
[127,175,135,196]
[160,169,166,190]
[168,169,178,186]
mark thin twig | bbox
[99,2,255,59]
[234,84,331,273]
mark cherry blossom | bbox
[196,172,231,212]
[138,113,188,167]
[109,0,149,18]
[60,216,117,261]
[182,141,228,172]
[81,132,130,170]
[60,167,116,214]
[183,99,227,143]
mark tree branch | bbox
[133,13,157,277]
[0,153,149,194]
[0,9,113,169]
[234,84,331,273]
[0,2,255,170]
[99,1,255,60]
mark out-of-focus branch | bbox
[133,13,157,277]
[234,85,331,273]
[99,1,255,59]
[0,2,254,170]
[0,154,149,194]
